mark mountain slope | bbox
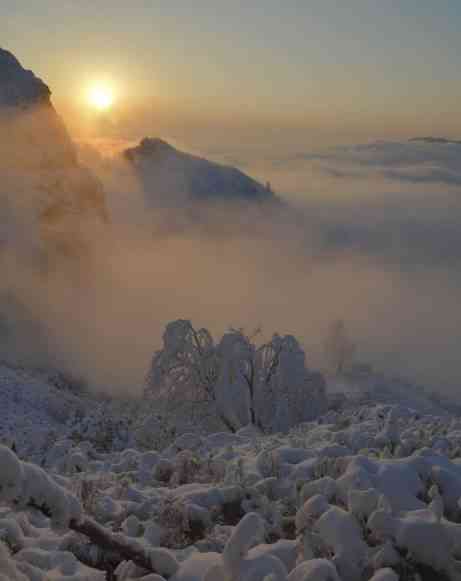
[124,137,275,204]
[0,47,108,259]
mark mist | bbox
[2,113,461,399]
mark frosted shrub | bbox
[157,496,191,549]
[68,403,133,452]
[145,320,218,402]
[145,321,327,434]
[171,450,201,486]
[254,335,327,433]
[74,473,112,515]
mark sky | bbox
[3,1,461,396]
[2,0,461,142]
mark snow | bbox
[0,366,86,461]
[286,559,340,581]
[147,548,179,578]
[171,553,220,581]
[3,360,461,580]
[369,570,399,581]
[315,506,367,581]
[0,445,82,529]
[15,548,106,580]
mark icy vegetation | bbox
[2,347,461,580]
[145,321,328,434]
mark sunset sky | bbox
[2,0,461,142]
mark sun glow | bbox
[87,83,115,111]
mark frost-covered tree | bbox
[145,320,327,433]
[145,320,219,402]
[323,319,355,375]
[213,329,255,430]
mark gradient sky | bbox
[2,0,461,138]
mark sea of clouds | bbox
[3,126,461,398]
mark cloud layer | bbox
[3,132,461,399]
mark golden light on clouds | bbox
[86,83,115,111]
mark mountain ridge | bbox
[124,136,276,204]
[0,47,51,108]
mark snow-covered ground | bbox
[0,365,90,461]
[2,363,461,580]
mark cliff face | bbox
[0,48,108,261]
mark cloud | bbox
[4,127,461,401]
[245,137,461,272]
[383,167,461,186]
[409,136,461,146]
[300,138,461,187]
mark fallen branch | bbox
[69,517,154,572]
[1,445,177,579]
[26,501,177,578]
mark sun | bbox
[87,83,114,111]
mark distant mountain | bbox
[409,136,461,146]
[0,48,108,260]
[123,137,275,204]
